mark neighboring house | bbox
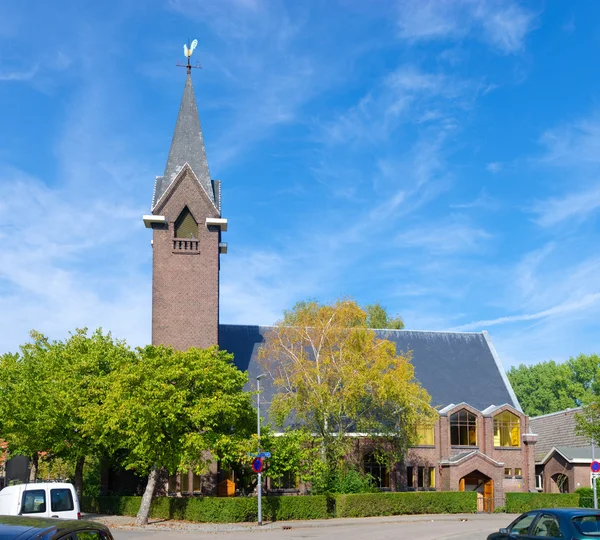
[530,408,594,493]
[134,64,538,510]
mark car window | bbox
[531,514,563,538]
[73,531,105,539]
[21,489,46,514]
[573,515,600,535]
[51,488,74,512]
[510,513,537,535]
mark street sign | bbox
[247,452,271,458]
[592,461,600,473]
[252,457,263,473]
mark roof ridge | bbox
[219,323,485,335]
[530,407,583,420]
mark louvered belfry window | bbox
[175,207,198,239]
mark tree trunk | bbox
[29,453,39,483]
[74,457,85,501]
[135,465,159,526]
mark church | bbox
[141,63,538,510]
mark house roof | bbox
[530,408,590,462]
[218,325,520,415]
[540,445,596,465]
[153,73,214,209]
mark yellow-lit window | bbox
[494,411,521,447]
[429,467,435,488]
[504,468,511,476]
[416,424,435,445]
[515,468,522,477]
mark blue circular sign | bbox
[252,457,263,473]
[591,461,600,473]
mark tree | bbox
[0,329,130,496]
[86,345,254,526]
[507,354,600,417]
[258,299,433,486]
[365,302,404,329]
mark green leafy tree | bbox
[85,345,254,526]
[0,329,130,496]
[365,302,404,329]
[259,299,433,486]
[507,354,600,417]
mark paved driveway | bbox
[92,514,517,540]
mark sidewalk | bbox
[82,512,519,533]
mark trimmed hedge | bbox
[81,495,330,523]
[505,493,580,513]
[335,492,477,518]
[575,487,594,508]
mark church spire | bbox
[152,41,214,209]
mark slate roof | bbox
[153,73,215,209]
[218,325,520,416]
[530,408,590,462]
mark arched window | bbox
[174,206,198,239]
[450,410,477,446]
[494,411,520,447]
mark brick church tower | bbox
[143,68,227,351]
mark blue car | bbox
[488,508,600,539]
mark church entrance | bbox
[459,470,494,512]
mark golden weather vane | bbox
[177,38,202,74]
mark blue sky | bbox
[1,0,599,368]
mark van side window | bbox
[51,488,74,512]
[22,490,46,514]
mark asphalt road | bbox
[108,514,513,540]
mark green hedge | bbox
[81,495,330,523]
[505,493,580,513]
[575,487,595,508]
[335,492,477,518]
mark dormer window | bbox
[450,410,477,446]
[494,410,520,447]
[175,207,198,239]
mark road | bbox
[105,514,514,540]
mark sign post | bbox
[591,451,599,510]
[256,374,266,526]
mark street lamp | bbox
[256,373,266,526]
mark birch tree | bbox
[258,299,434,481]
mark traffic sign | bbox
[252,457,263,473]
[591,461,600,473]
[248,452,271,458]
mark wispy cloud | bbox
[451,189,499,210]
[396,219,492,254]
[319,65,477,147]
[0,66,38,82]
[453,293,600,331]
[531,184,600,227]
[396,0,538,54]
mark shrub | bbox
[328,469,378,494]
[335,492,477,518]
[505,493,579,513]
[81,495,330,522]
[575,487,594,508]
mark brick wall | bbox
[151,169,221,350]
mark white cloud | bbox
[395,219,492,255]
[531,184,600,227]
[396,0,537,54]
[319,65,477,147]
[486,162,502,173]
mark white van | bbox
[0,482,80,520]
